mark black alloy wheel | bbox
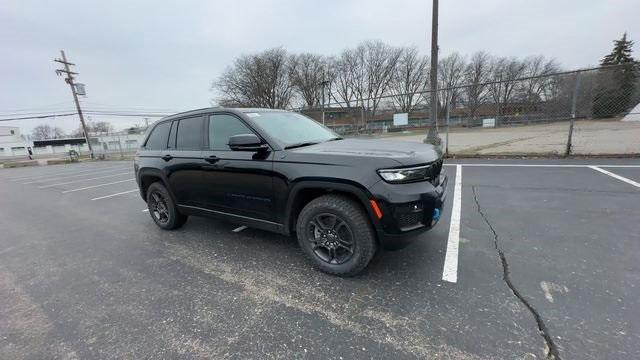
[307,213,355,264]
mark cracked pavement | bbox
[1,159,639,359]
[472,185,559,360]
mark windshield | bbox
[246,111,338,147]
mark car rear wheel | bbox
[296,194,377,276]
[146,182,187,230]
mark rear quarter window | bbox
[144,122,171,150]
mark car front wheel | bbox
[296,194,377,276]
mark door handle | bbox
[204,155,220,164]
[161,154,173,161]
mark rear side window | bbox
[176,117,203,150]
[144,122,171,150]
[209,114,254,150]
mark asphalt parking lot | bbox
[1,159,639,359]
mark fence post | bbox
[445,99,450,156]
[565,72,582,156]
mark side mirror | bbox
[228,134,268,152]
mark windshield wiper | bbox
[326,137,343,141]
[284,141,320,149]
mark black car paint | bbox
[134,108,447,250]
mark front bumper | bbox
[369,172,448,250]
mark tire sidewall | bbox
[147,182,180,230]
[296,198,375,276]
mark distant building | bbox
[0,126,147,158]
[0,126,33,157]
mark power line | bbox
[0,113,77,122]
[0,110,170,122]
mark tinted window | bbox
[144,121,171,150]
[209,114,254,150]
[176,117,203,150]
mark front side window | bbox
[176,117,203,150]
[209,114,254,150]
[144,121,171,150]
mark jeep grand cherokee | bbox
[134,108,447,276]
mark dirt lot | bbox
[381,119,640,156]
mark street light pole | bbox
[319,71,329,126]
[426,0,440,145]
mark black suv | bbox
[134,108,447,276]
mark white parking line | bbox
[443,163,640,168]
[3,164,99,180]
[232,225,248,233]
[11,166,126,182]
[62,179,135,193]
[38,172,131,188]
[91,189,138,201]
[443,165,462,283]
[589,166,640,189]
[23,167,129,184]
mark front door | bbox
[200,113,275,222]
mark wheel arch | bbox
[283,179,381,237]
[137,168,174,202]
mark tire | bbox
[296,194,377,276]
[146,182,187,230]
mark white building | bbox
[0,126,34,157]
[0,126,146,158]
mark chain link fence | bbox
[299,64,640,156]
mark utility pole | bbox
[319,72,329,126]
[55,50,94,159]
[425,0,440,145]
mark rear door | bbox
[199,113,275,222]
[137,120,172,180]
[165,115,205,206]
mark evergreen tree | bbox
[601,33,635,65]
[594,33,639,117]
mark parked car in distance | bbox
[134,108,447,276]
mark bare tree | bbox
[330,51,358,108]
[92,121,114,134]
[213,48,294,108]
[488,57,527,117]
[32,124,64,140]
[462,51,492,121]
[289,53,328,108]
[360,40,402,119]
[519,55,561,102]
[438,52,466,116]
[389,47,429,112]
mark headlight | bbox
[377,165,429,183]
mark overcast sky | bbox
[1,0,638,134]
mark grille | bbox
[396,212,422,229]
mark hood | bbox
[288,138,442,166]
